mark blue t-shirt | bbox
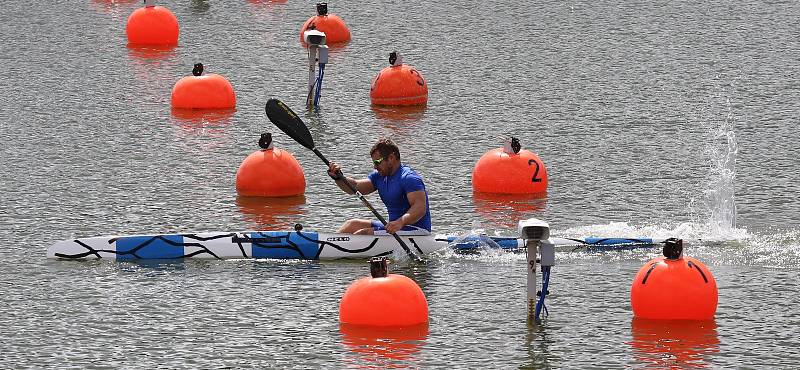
[368,164,432,231]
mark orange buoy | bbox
[340,257,428,327]
[299,3,350,44]
[125,2,179,46]
[171,63,237,109]
[236,133,306,197]
[370,52,428,106]
[472,137,548,194]
[630,239,718,320]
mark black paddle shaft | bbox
[264,98,421,261]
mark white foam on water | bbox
[438,220,525,263]
[390,247,416,265]
[557,220,750,243]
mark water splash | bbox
[559,221,747,243]
[439,220,519,261]
[703,98,739,235]
[447,220,502,249]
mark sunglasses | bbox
[372,156,386,166]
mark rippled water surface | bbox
[2,0,799,368]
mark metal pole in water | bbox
[302,29,327,108]
[518,218,551,324]
[526,240,539,322]
[306,45,317,108]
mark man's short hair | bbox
[370,138,401,161]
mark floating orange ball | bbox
[125,5,179,46]
[630,256,718,320]
[370,64,428,106]
[236,146,305,197]
[340,274,428,327]
[171,67,236,109]
[299,3,350,44]
[472,143,548,194]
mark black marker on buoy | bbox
[192,63,203,76]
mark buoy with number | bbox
[472,137,548,194]
[630,238,718,320]
[171,63,237,109]
[125,0,179,46]
[340,257,428,327]
[236,133,306,197]
[299,2,350,45]
[370,52,428,106]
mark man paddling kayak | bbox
[327,138,432,235]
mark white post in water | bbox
[525,239,538,319]
[303,30,327,108]
[518,218,550,323]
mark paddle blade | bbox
[265,98,315,150]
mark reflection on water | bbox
[371,104,427,123]
[118,259,187,273]
[340,322,428,368]
[247,0,288,5]
[371,105,427,136]
[126,45,179,101]
[235,195,306,230]
[472,192,547,233]
[90,0,138,15]
[629,318,720,368]
[170,108,236,126]
[170,108,235,151]
[127,45,178,62]
[92,0,137,4]
[520,324,551,369]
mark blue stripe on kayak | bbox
[491,238,521,249]
[249,231,320,259]
[116,235,185,259]
[446,236,520,250]
[583,237,654,245]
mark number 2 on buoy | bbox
[529,159,543,183]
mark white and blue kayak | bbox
[47,230,450,260]
[47,227,664,260]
